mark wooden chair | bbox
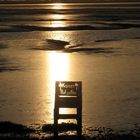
[54,81,82,137]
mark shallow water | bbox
[0,2,140,30]
[0,30,140,131]
[0,2,140,133]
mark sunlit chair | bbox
[54,81,82,137]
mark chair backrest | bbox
[55,81,82,97]
[55,81,82,109]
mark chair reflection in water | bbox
[54,81,82,137]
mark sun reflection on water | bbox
[48,52,69,103]
[49,14,66,27]
[50,21,66,27]
[47,52,76,122]
[48,3,66,27]
[47,13,66,27]
[47,52,77,122]
[51,14,64,20]
[51,3,65,9]
[48,52,69,81]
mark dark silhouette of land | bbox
[0,121,140,140]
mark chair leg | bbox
[54,130,58,138]
[54,119,58,137]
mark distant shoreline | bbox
[0,1,140,4]
[0,1,140,6]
